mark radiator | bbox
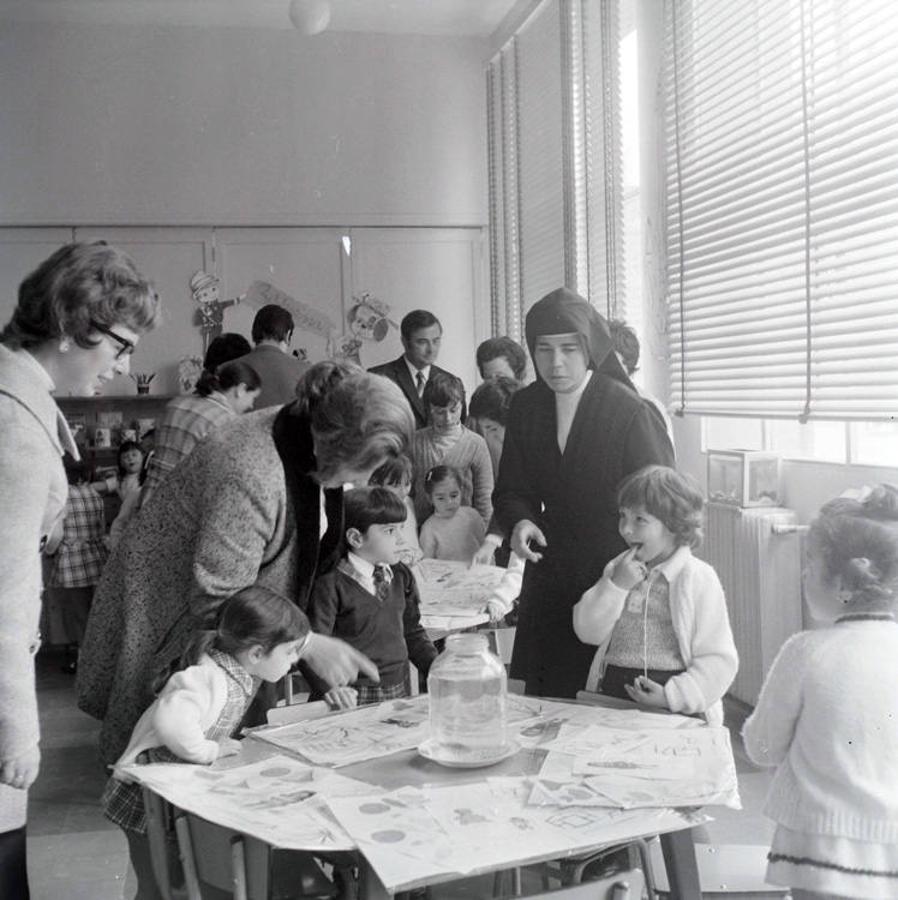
[698,504,803,705]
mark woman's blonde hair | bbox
[1,241,160,350]
[296,360,413,483]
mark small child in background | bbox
[44,455,108,674]
[418,465,486,562]
[573,465,737,724]
[308,487,437,707]
[742,484,898,900]
[107,441,147,549]
[102,585,311,898]
[116,440,144,503]
[369,455,423,567]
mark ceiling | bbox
[0,0,523,36]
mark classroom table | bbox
[135,694,734,900]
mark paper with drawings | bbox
[328,777,711,892]
[415,559,508,615]
[254,696,430,766]
[533,724,740,809]
[122,754,369,851]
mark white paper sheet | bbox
[254,696,430,766]
[124,754,369,851]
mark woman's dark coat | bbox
[493,288,674,697]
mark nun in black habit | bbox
[493,287,675,698]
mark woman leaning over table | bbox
[78,360,413,765]
[0,242,159,898]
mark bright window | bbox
[702,416,898,468]
[666,0,898,423]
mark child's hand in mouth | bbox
[612,546,648,590]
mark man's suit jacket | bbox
[368,356,460,429]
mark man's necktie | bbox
[416,370,426,397]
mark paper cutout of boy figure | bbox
[329,291,398,366]
[190,270,239,352]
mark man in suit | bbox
[239,305,310,409]
[369,310,461,428]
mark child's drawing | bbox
[256,697,431,766]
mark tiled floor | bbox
[27,647,776,899]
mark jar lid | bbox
[445,633,489,652]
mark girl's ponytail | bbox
[194,368,221,397]
[181,628,219,669]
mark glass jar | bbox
[427,632,508,764]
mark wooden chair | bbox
[173,807,338,900]
[521,868,645,899]
[648,841,787,897]
[143,786,189,900]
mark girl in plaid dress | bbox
[102,585,311,900]
[44,456,108,674]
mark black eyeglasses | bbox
[90,320,135,360]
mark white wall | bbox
[0,21,491,395]
[0,22,488,226]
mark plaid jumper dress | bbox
[102,650,256,834]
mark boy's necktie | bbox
[373,564,392,601]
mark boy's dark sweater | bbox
[307,561,437,690]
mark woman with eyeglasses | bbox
[0,242,159,898]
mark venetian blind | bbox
[487,0,624,331]
[516,0,567,309]
[667,0,898,420]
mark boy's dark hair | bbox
[423,465,462,496]
[343,486,407,536]
[369,456,413,487]
[476,336,528,381]
[203,332,251,371]
[609,319,640,376]
[469,376,521,426]
[400,309,441,341]
[252,304,294,344]
[617,465,704,549]
[422,370,465,409]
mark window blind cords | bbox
[667,0,898,421]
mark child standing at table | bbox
[308,486,437,707]
[573,465,737,725]
[102,586,311,899]
[369,455,423,567]
[742,484,898,900]
[418,465,486,562]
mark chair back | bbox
[527,869,645,899]
[174,808,336,900]
[142,786,187,900]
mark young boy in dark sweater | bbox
[308,486,437,706]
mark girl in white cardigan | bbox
[103,585,311,900]
[742,484,898,899]
[573,465,737,724]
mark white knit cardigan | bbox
[742,620,898,843]
[573,545,738,725]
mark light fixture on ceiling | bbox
[288,0,332,35]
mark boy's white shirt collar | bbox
[345,552,393,594]
[347,551,376,580]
